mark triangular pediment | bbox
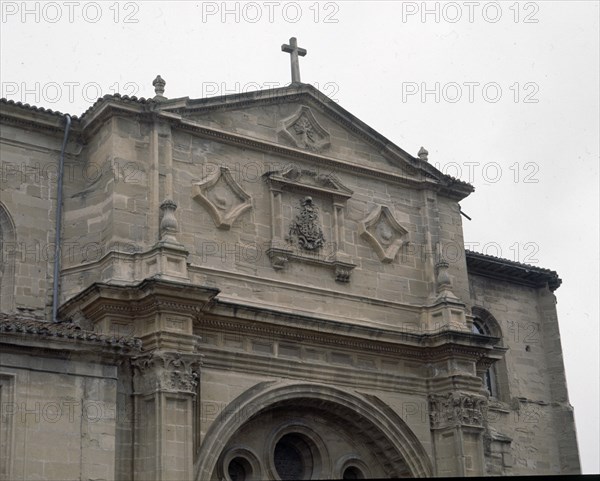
[152,84,473,200]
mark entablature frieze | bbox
[195,309,503,365]
[198,345,428,397]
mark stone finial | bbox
[152,75,166,101]
[159,199,178,243]
[435,260,452,293]
[418,146,429,161]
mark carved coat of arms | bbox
[288,196,325,251]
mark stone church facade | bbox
[0,72,580,479]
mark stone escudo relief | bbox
[287,196,325,251]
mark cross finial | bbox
[281,37,307,84]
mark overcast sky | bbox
[1,0,598,473]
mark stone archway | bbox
[0,202,16,312]
[195,381,433,480]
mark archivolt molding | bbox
[0,201,16,312]
[195,381,433,479]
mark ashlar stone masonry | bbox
[0,62,580,480]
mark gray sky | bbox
[1,0,598,473]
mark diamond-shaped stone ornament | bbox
[192,166,252,229]
[359,205,408,263]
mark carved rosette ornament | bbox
[428,392,487,429]
[288,196,325,251]
[132,351,201,395]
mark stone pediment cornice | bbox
[265,166,354,200]
[170,115,472,199]
[2,88,474,199]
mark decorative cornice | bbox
[465,249,561,291]
[265,166,354,200]
[58,279,220,323]
[197,312,500,362]
[0,313,142,351]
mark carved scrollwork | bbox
[428,392,487,429]
[132,351,201,395]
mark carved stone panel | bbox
[359,205,408,263]
[428,392,487,429]
[278,106,331,152]
[192,166,252,229]
[264,167,355,282]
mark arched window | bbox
[0,202,16,312]
[471,307,507,401]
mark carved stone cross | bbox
[281,37,307,84]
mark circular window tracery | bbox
[219,447,262,481]
[228,456,251,481]
[342,465,365,479]
[273,433,315,480]
[267,423,328,481]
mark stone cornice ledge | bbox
[204,300,501,360]
[168,114,472,201]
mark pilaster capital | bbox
[132,351,201,395]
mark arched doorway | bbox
[196,382,432,480]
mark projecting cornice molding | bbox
[465,250,561,291]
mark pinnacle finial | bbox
[152,75,166,100]
[418,146,429,161]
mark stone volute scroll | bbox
[264,167,356,282]
[192,166,252,230]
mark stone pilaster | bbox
[429,391,487,476]
[132,351,201,481]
